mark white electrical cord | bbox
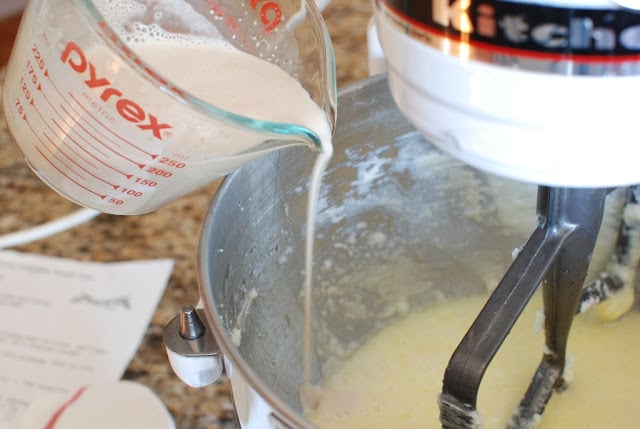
[0,208,101,249]
[610,0,640,10]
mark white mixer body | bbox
[373,0,640,187]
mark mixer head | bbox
[373,0,640,188]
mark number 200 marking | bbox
[147,167,173,177]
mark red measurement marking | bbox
[54,98,147,169]
[68,92,159,160]
[57,106,110,158]
[37,132,87,182]
[38,79,112,160]
[25,91,104,168]
[61,102,121,148]
[33,81,113,159]
[50,117,133,179]
[59,103,122,156]
[28,99,103,177]
[43,132,120,190]
[43,67,69,107]
[51,116,109,160]
[22,114,82,181]
[250,0,282,34]
[34,145,108,200]
[59,138,99,170]
[29,95,47,122]
[51,106,111,159]
[42,59,159,161]
[23,115,107,199]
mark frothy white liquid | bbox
[130,40,333,153]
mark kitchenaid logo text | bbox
[60,42,172,140]
[384,0,640,55]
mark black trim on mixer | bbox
[379,0,640,60]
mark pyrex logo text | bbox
[60,42,172,140]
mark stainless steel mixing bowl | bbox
[196,75,621,428]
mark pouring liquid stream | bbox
[302,140,333,400]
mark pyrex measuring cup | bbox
[3,0,337,215]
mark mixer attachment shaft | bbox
[439,187,609,429]
[576,185,640,315]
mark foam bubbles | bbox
[94,0,224,46]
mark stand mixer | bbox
[371,0,640,427]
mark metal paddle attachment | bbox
[439,186,609,429]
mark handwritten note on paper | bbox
[0,250,174,428]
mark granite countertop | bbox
[0,1,373,427]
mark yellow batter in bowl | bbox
[306,294,640,428]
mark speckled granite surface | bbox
[0,1,373,427]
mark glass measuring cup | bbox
[3,0,337,215]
